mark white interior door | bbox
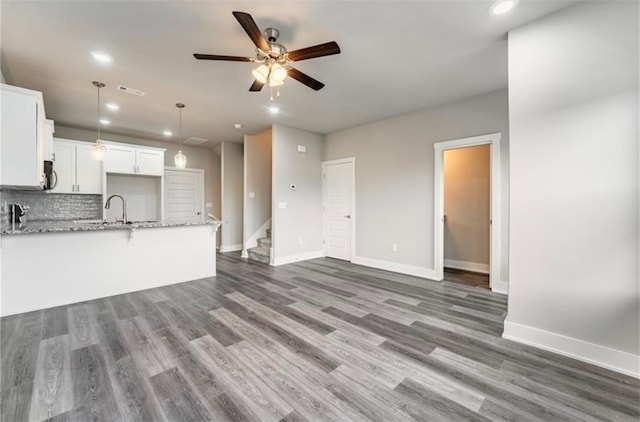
[323,159,355,261]
[164,168,204,221]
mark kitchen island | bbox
[0,219,221,316]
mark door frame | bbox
[163,166,206,220]
[433,133,504,293]
[322,157,356,261]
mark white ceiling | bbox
[1,0,580,148]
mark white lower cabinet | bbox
[52,139,102,194]
[104,143,165,176]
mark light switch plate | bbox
[297,145,307,153]
[249,192,255,199]
[278,202,287,209]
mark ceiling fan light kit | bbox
[194,11,341,95]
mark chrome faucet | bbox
[105,194,128,224]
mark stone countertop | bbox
[1,219,222,235]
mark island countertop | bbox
[0,218,222,235]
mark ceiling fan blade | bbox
[287,68,325,91]
[287,41,341,62]
[232,11,270,51]
[249,80,264,92]
[193,53,253,62]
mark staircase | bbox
[248,228,271,264]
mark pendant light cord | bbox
[97,84,101,140]
[179,106,182,149]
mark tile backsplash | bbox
[0,191,103,222]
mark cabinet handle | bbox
[77,184,80,192]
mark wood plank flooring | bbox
[1,253,638,421]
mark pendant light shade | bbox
[92,81,107,161]
[174,150,187,169]
[174,103,187,169]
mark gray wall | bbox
[221,142,243,250]
[54,125,221,221]
[323,89,509,281]
[243,129,272,251]
[506,0,639,366]
[444,145,490,269]
[272,124,323,261]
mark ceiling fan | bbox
[194,11,341,93]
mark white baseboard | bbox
[444,259,489,274]
[272,250,323,266]
[491,279,508,295]
[219,244,242,253]
[503,319,640,379]
[351,256,439,280]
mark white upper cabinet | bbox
[41,119,55,162]
[75,143,103,194]
[51,140,75,193]
[52,139,103,194]
[103,142,165,176]
[0,84,46,189]
[136,149,164,176]
[103,144,136,174]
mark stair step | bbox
[248,246,270,264]
[257,237,271,247]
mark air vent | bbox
[184,137,208,146]
[117,85,145,96]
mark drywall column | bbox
[220,142,243,252]
[505,1,639,377]
[271,124,324,265]
[242,129,272,257]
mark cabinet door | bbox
[51,141,75,193]
[0,89,40,187]
[104,145,136,174]
[76,144,103,194]
[41,119,55,162]
[136,149,164,176]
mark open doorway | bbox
[433,132,504,293]
[443,145,490,289]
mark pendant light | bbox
[174,103,187,169]
[91,81,107,161]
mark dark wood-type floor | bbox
[444,268,490,290]
[1,253,638,421]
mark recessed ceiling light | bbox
[163,130,173,137]
[90,51,113,63]
[99,119,111,125]
[105,103,119,111]
[234,123,243,129]
[490,0,518,15]
[268,105,280,114]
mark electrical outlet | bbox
[392,243,398,252]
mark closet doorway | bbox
[433,133,505,293]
